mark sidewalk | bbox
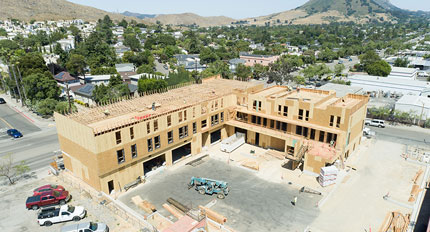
[0,93,56,129]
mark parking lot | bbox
[120,158,321,232]
[0,169,135,232]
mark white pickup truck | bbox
[37,205,86,226]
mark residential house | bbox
[174,54,207,72]
[228,58,246,73]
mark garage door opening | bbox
[172,143,191,164]
[210,129,221,144]
[143,154,166,175]
[235,127,247,141]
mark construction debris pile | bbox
[379,211,410,232]
[319,166,338,187]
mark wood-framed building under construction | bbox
[55,76,369,194]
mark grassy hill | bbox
[0,0,147,23]
[146,13,234,27]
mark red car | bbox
[26,190,70,210]
[33,185,65,196]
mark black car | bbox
[0,98,5,104]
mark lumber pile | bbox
[412,169,423,184]
[163,203,184,219]
[241,159,259,171]
[131,196,156,213]
[408,184,422,202]
[199,205,227,225]
[379,211,410,232]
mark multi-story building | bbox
[55,77,368,194]
[239,53,279,67]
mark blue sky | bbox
[68,0,430,19]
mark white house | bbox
[395,95,430,120]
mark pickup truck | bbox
[26,190,70,210]
[38,205,86,226]
[61,222,109,232]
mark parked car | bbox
[7,129,23,138]
[26,190,70,210]
[364,119,385,128]
[338,60,344,64]
[38,205,86,226]
[33,184,65,196]
[61,222,109,232]
[0,98,6,104]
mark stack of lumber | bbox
[241,159,259,171]
[408,184,422,202]
[199,205,227,225]
[379,211,410,232]
[319,166,338,187]
[131,195,156,213]
[162,203,184,219]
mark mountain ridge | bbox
[0,0,148,23]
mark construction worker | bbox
[291,196,298,206]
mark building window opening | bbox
[168,131,173,144]
[154,136,161,149]
[147,138,153,152]
[115,131,121,144]
[283,106,288,116]
[319,131,325,142]
[130,127,134,140]
[154,120,158,131]
[193,122,197,134]
[131,144,137,158]
[296,126,302,135]
[167,115,172,127]
[117,149,125,164]
[298,109,304,120]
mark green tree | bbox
[295,75,306,85]
[118,19,128,28]
[23,73,61,102]
[235,63,252,80]
[124,33,141,51]
[318,48,338,62]
[366,60,391,77]
[0,155,30,185]
[36,98,59,116]
[200,47,219,64]
[137,78,168,93]
[334,64,345,76]
[252,64,267,79]
[137,64,155,74]
[108,74,123,87]
[55,101,77,114]
[393,58,409,67]
[66,54,86,77]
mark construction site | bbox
[52,76,430,231]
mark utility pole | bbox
[9,64,23,106]
[66,83,72,114]
[15,65,27,106]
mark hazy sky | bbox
[67,0,430,19]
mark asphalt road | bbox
[0,103,59,172]
[0,128,59,171]
[371,125,430,146]
[0,104,40,137]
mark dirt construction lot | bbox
[120,158,322,232]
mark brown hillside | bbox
[148,13,234,27]
[0,0,148,23]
